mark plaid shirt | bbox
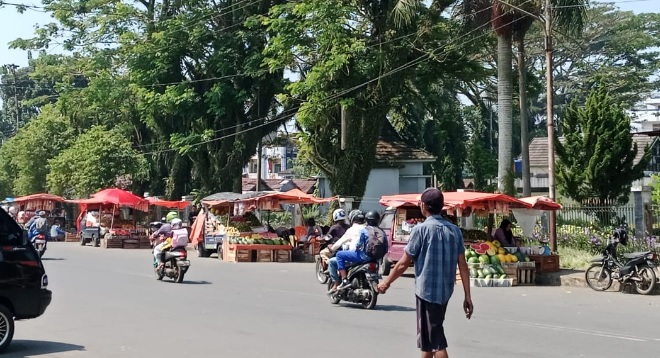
[405,215,465,305]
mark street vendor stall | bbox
[514,196,563,275]
[12,193,67,229]
[68,188,150,249]
[379,191,538,287]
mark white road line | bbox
[501,319,652,342]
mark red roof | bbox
[380,191,532,212]
[147,197,190,210]
[519,196,562,211]
[13,193,66,203]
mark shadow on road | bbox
[375,305,415,312]
[41,258,66,261]
[5,340,85,356]
[177,280,212,285]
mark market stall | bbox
[12,193,68,231]
[69,188,150,249]
[380,191,538,287]
[515,196,563,275]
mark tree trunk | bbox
[518,37,531,197]
[497,34,514,194]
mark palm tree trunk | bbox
[497,33,514,194]
[518,36,531,197]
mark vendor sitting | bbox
[298,218,322,248]
[494,219,517,247]
[50,220,66,242]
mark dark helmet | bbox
[365,211,380,226]
[348,210,365,225]
[614,227,629,245]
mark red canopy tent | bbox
[146,197,190,210]
[13,193,66,211]
[519,196,562,211]
[68,189,149,231]
[380,191,532,214]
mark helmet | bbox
[365,211,380,226]
[332,209,346,222]
[348,210,365,225]
[38,211,47,217]
[166,211,179,223]
[8,207,17,215]
[170,218,183,228]
[614,227,629,245]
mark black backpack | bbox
[365,226,387,260]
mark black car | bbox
[0,208,52,352]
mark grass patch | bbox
[558,247,593,270]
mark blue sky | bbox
[0,0,658,67]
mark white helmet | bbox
[171,218,183,228]
[332,209,346,222]
[8,206,17,215]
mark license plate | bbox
[177,260,191,266]
[35,240,46,244]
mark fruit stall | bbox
[68,188,151,249]
[11,193,68,229]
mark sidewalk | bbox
[537,269,660,294]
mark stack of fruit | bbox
[226,237,289,246]
[465,241,532,281]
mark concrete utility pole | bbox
[3,64,20,133]
[544,0,557,252]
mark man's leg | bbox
[335,251,362,290]
[327,257,339,291]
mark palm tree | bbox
[511,0,587,197]
[461,0,586,196]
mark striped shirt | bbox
[405,215,465,305]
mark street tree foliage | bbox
[47,126,148,198]
[556,87,650,207]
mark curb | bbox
[536,270,660,294]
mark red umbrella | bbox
[90,188,148,211]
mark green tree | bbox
[262,0,470,201]
[47,126,148,198]
[556,87,650,208]
[0,105,73,197]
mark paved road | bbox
[6,243,660,357]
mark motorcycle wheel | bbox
[175,265,185,283]
[316,258,328,284]
[634,266,656,295]
[361,281,378,310]
[80,235,86,246]
[327,281,341,304]
[585,265,612,291]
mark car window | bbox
[380,211,394,230]
[0,210,23,246]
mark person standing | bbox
[377,187,473,358]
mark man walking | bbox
[378,187,473,358]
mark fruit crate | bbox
[470,278,492,287]
[518,261,536,268]
[102,239,123,249]
[528,254,560,273]
[257,249,273,262]
[225,245,252,262]
[492,278,514,287]
[517,267,536,286]
[275,249,292,263]
[65,233,79,242]
[122,239,140,249]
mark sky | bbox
[0,0,658,68]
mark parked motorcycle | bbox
[32,233,47,258]
[327,261,380,309]
[315,235,334,284]
[585,227,657,295]
[153,247,190,283]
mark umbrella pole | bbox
[111,205,116,230]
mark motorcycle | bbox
[585,227,657,295]
[153,247,190,283]
[315,235,334,284]
[32,233,47,258]
[148,222,164,248]
[327,261,380,309]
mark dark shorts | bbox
[416,295,448,352]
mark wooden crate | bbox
[257,250,273,262]
[517,267,536,285]
[226,248,252,262]
[123,240,140,249]
[274,249,292,263]
[307,242,321,256]
[102,239,123,249]
[528,255,560,273]
[65,233,79,243]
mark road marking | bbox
[501,319,650,342]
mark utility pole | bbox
[544,0,557,252]
[256,141,263,192]
[3,64,20,133]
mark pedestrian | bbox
[377,187,473,358]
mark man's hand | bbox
[377,281,390,294]
[463,297,474,320]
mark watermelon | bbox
[490,255,500,265]
[477,269,485,278]
[467,257,479,264]
[469,268,477,278]
[479,243,491,251]
[478,254,489,264]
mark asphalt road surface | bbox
[7,243,660,357]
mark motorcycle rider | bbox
[319,209,349,263]
[7,206,17,221]
[335,211,385,291]
[326,210,367,293]
[154,218,187,270]
[150,211,178,242]
[29,211,50,245]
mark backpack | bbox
[365,226,387,260]
[171,228,189,248]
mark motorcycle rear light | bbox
[368,262,378,272]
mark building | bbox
[317,123,436,212]
[243,132,298,180]
[631,94,660,132]
[521,135,660,199]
